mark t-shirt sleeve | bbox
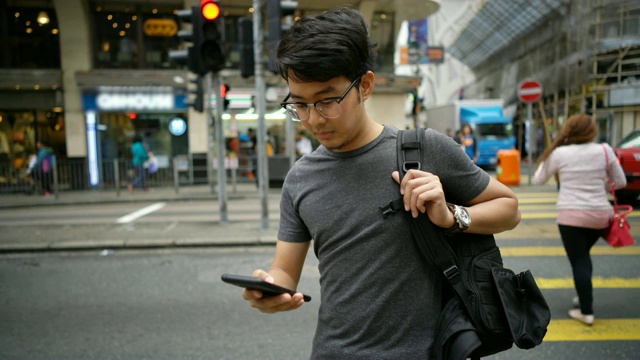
[422,129,490,205]
[277,173,312,243]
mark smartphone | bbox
[221,274,312,302]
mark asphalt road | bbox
[1,186,640,359]
[1,243,640,360]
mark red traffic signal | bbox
[201,0,221,21]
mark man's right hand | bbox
[242,269,305,313]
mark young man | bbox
[242,7,521,359]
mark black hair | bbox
[276,6,377,83]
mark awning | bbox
[447,0,565,69]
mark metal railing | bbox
[0,154,259,196]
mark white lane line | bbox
[116,202,167,224]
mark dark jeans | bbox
[34,169,53,194]
[131,164,147,189]
[558,224,604,315]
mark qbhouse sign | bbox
[518,80,543,103]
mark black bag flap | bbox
[491,268,551,349]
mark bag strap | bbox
[383,129,484,331]
[602,144,619,207]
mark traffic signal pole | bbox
[213,72,228,224]
[253,0,270,231]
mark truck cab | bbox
[461,105,515,167]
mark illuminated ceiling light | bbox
[15,85,21,90]
[37,11,50,25]
[34,85,40,90]
[132,15,137,21]
[96,7,102,12]
[25,21,31,26]
[125,23,130,29]
[112,23,118,28]
[25,28,33,34]
[14,12,20,18]
[249,7,255,13]
[152,9,158,14]
[119,31,126,36]
[107,14,113,20]
[51,28,59,34]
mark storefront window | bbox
[92,2,182,69]
[0,110,65,187]
[2,1,61,69]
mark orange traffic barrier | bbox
[496,149,521,186]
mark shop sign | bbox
[169,117,187,136]
[143,19,178,37]
[95,92,175,111]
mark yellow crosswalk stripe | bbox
[515,192,559,198]
[545,319,640,341]
[500,246,640,256]
[535,276,640,289]
[518,197,558,204]
[520,211,640,219]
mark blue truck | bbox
[425,99,516,167]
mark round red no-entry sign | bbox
[518,80,543,103]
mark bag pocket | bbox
[491,268,551,349]
[468,247,505,334]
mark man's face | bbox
[286,75,371,152]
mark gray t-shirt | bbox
[278,126,489,359]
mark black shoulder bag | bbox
[381,129,551,360]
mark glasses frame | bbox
[280,76,361,121]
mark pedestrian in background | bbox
[128,135,149,192]
[32,141,55,196]
[534,113,626,326]
[295,130,313,157]
[240,6,521,359]
[462,123,478,162]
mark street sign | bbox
[518,80,543,103]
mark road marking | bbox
[116,202,167,224]
[521,211,640,220]
[545,319,640,341]
[536,277,640,289]
[518,197,558,204]
[500,246,640,257]
[515,192,559,198]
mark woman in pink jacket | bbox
[534,113,626,326]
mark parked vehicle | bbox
[425,99,515,167]
[614,129,640,204]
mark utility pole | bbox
[213,73,228,224]
[253,0,270,230]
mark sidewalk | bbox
[0,170,556,209]
[0,174,560,253]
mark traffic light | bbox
[169,6,203,75]
[221,84,230,110]
[266,0,298,73]
[238,17,254,78]
[198,0,226,73]
[169,1,225,75]
[185,75,204,112]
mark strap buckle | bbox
[402,161,421,172]
[443,265,459,280]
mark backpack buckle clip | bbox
[402,161,421,172]
[443,265,460,280]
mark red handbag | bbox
[603,145,635,248]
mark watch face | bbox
[457,207,471,227]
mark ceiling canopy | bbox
[447,0,565,69]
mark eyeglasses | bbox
[280,77,361,122]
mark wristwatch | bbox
[445,203,471,234]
